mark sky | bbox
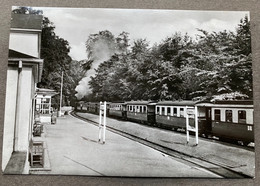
[36,7,249,61]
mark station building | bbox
[35,88,58,124]
[2,13,44,174]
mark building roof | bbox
[36,88,58,97]
[11,13,42,31]
[9,49,37,58]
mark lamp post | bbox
[58,71,64,117]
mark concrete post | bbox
[195,106,199,145]
[185,106,189,144]
[98,101,102,142]
[103,101,107,144]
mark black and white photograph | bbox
[2,6,254,178]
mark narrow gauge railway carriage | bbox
[87,102,110,115]
[76,101,88,112]
[75,99,254,145]
[156,100,199,130]
[126,101,156,124]
[86,102,99,114]
[109,102,127,119]
[196,100,254,145]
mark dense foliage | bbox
[83,16,252,102]
[12,7,252,103]
[12,7,86,107]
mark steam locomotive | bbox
[76,100,254,146]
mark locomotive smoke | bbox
[75,40,117,100]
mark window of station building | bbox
[167,107,171,116]
[36,98,51,114]
[214,109,221,121]
[136,106,139,112]
[238,110,246,123]
[226,110,232,122]
[173,107,177,115]
[133,106,136,112]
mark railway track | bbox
[71,111,253,178]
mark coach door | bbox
[147,103,156,125]
[205,107,212,131]
[122,103,127,120]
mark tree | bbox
[13,7,83,106]
[12,6,43,15]
[186,16,252,100]
[85,16,252,102]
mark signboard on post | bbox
[98,101,107,144]
[186,106,199,145]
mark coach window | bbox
[238,110,246,123]
[226,110,232,122]
[167,107,171,116]
[156,107,160,115]
[180,108,184,117]
[214,109,221,121]
[162,107,165,115]
[173,107,177,115]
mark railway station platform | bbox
[30,114,222,177]
[75,112,255,178]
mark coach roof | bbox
[156,100,199,106]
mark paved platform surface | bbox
[30,114,221,177]
[76,112,255,178]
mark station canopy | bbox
[36,88,58,97]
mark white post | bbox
[195,106,199,145]
[58,71,63,117]
[103,101,107,144]
[98,101,102,142]
[185,106,189,144]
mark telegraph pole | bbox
[58,71,63,117]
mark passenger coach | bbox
[109,102,127,119]
[126,101,156,124]
[196,100,254,145]
[156,100,198,130]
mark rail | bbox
[71,111,253,178]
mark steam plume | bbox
[75,39,117,99]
